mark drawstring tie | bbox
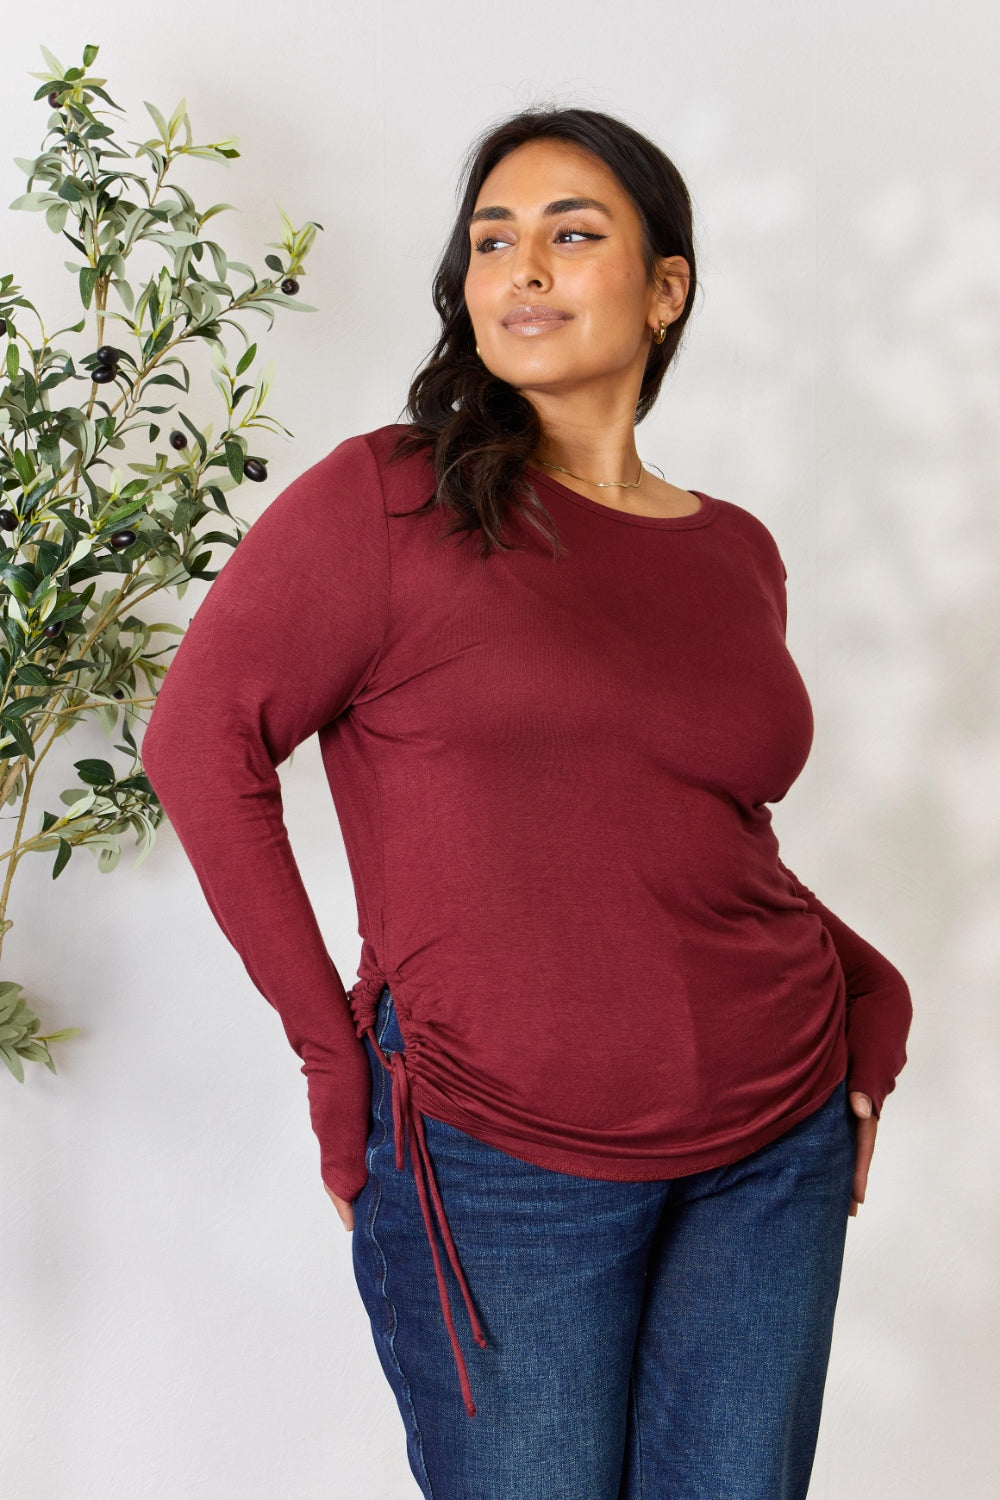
[363,1025,488,1417]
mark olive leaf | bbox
[1,40,322,1076]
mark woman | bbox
[141,106,912,1499]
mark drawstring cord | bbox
[362,1025,488,1418]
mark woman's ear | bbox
[653,254,691,324]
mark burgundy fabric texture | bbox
[141,424,912,1203]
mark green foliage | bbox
[0,978,81,1080]
[1,42,322,1075]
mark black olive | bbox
[48,91,62,109]
[113,689,125,700]
[243,458,267,482]
[91,364,117,384]
[109,529,137,550]
[0,318,7,335]
[169,431,188,450]
[43,622,63,638]
[0,509,19,530]
[280,278,300,296]
[95,345,119,365]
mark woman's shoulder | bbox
[341,421,428,468]
[322,423,434,499]
[702,494,789,590]
[710,493,784,553]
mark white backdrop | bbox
[1,2,997,1496]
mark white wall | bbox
[2,2,997,1496]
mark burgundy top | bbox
[141,423,911,1413]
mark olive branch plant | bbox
[0,42,322,1081]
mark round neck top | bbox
[526,463,720,530]
[142,420,912,1421]
[144,417,911,1195]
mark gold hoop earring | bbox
[652,320,668,344]
[475,344,481,357]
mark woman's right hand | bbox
[325,1184,355,1231]
[847,1090,877,1217]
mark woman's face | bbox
[464,138,687,406]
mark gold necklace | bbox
[535,456,663,489]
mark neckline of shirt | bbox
[525,464,719,529]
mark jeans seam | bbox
[367,992,435,1499]
[630,1367,644,1500]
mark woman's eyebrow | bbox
[469,196,612,226]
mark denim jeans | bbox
[351,985,856,1500]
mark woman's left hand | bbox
[848,1090,877,1216]
[324,1183,355,1232]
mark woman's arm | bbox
[141,434,390,1202]
[758,531,913,1120]
[779,860,911,1216]
[778,859,913,1119]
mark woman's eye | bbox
[472,230,603,254]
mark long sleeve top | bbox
[141,423,912,1207]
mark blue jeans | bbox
[351,986,855,1500]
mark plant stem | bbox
[0,727,58,963]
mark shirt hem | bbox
[409,1066,850,1183]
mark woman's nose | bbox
[509,238,550,290]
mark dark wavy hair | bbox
[387,104,699,559]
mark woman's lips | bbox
[501,311,573,335]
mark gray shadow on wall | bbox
[814,171,1000,1494]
